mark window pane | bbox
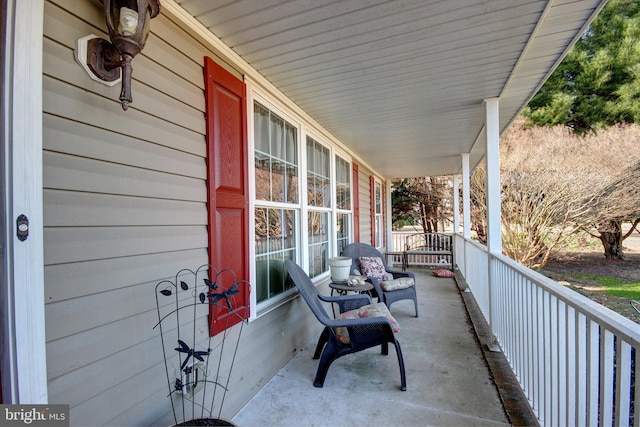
[308,211,329,278]
[285,123,299,203]
[336,156,350,210]
[270,114,285,160]
[286,123,297,164]
[255,208,268,254]
[271,158,284,203]
[254,103,270,154]
[255,208,297,303]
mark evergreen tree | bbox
[523,0,640,135]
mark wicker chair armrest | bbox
[386,269,415,279]
[324,315,395,329]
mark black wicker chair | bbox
[342,242,418,317]
[284,260,407,391]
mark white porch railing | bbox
[454,234,640,427]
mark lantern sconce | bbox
[75,0,160,110]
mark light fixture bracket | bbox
[75,34,121,87]
[87,37,121,83]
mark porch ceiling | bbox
[174,0,606,178]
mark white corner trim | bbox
[2,0,47,404]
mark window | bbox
[307,136,331,278]
[374,179,383,248]
[251,93,356,308]
[335,156,351,255]
[254,102,299,303]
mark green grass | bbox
[564,272,640,300]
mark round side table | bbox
[328,281,373,296]
[328,281,375,317]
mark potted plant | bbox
[328,256,352,283]
[154,265,250,426]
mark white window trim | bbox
[247,86,304,319]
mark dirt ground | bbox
[540,226,640,323]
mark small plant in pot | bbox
[154,265,250,426]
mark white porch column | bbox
[485,97,501,349]
[386,179,393,252]
[461,154,471,279]
[2,0,47,403]
[452,175,460,235]
[485,98,501,255]
[461,154,471,240]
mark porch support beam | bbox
[485,98,501,255]
[484,97,501,349]
[386,179,393,252]
[461,154,471,241]
[461,153,471,279]
[452,175,460,235]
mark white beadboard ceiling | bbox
[174,0,607,178]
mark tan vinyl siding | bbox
[43,0,319,425]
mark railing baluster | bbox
[601,329,615,427]
[551,294,559,426]
[544,290,552,425]
[587,319,599,426]
[576,312,587,427]
[518,273,525,387]
[558,301,567,426]
[532,281,540,417]
[615,340,632,427]
[634,348,640,427]
[566,305,577,427]
[525,278,534,414]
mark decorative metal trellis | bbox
[154,265,250,426]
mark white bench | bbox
[387,233,453,270]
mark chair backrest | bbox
[341,242,389,276]
[284,260,332,325]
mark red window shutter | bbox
[369,175,375,247]
[352,163,360,242]
[204,57,249,336]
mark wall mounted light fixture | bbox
[76,0,160,110]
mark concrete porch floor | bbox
[232,269,535,427]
